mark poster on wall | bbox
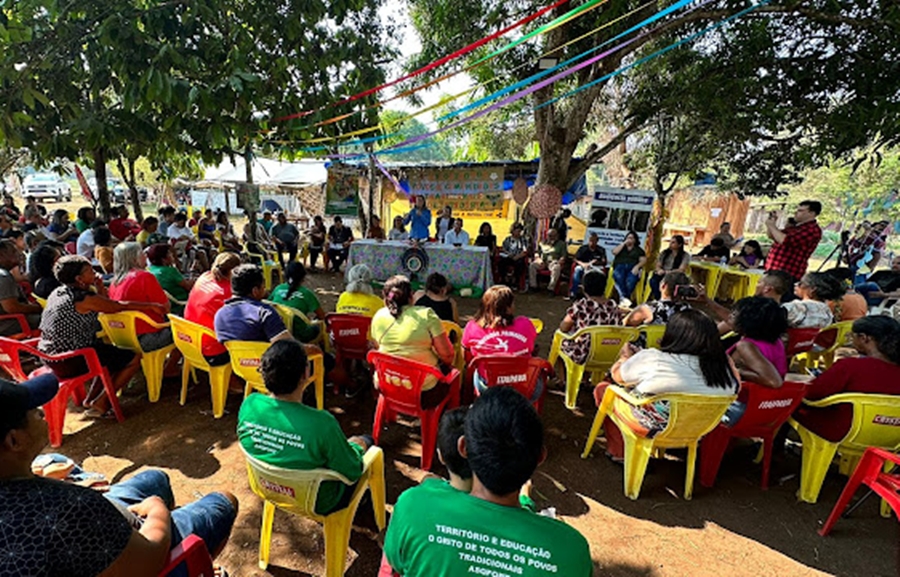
[407,166,505,196]
[585,187,655,253]
[325,166,360,216]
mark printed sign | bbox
[408,167,504,196]
[585,187,655,254]
[325,167,360,216]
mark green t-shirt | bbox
[237,394,364,515]
[74,219,90,233]
[148,264,188,301]
[270,283,320,315]
[384,479,592,577]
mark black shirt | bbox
[415,294,455,323]
[697,245,731,260]
[0,477,133,576]
[328,225,353,246]
[868,270,900,293]
[574,244,607,266]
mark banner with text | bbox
[326,167,361,216]
[407,166,505,196]
[585,187,655,253]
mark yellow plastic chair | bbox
[441,320,465,374]
[548,326,638,409]
[98,311,176,403]
[224,340,325,410]
[640,324,666,349]
[789,393,900,504]
[242,446,387,574]
[529,317,544,334]
[795,321,854,371]
[583,385,736,500]
[604,269,648,303]
[246,249,282,291]
[164,290,187,308]
[32,295,47,309]
[265,300,330,353]
[168,315,233,418]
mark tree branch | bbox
[565,118,642,190]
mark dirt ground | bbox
[51,271,895,577]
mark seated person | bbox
[610,230,646,305]
[559,271,623,365]
[462,285,537,358]
[237,340,372,514]
[336,263,384,317]
[825,268,868,321]
[383,387,592,576]
[712,221,741,249]
[793,316,900,442]
[624,271,692,326]
[75,220,105,262]
[166,211,195,242]
[648,235,690,300]
[443,218,470,246]
[326,216,353,273]
[569,232,608,300]
[598,310,739,459]
[783,272,840,329]
[184,252,241,365]
[214,264,292,344]
[474,222,496,254]
[371,275,456,406]
[413,272,458,324]
[93,226,114,273]
[109,206,141,241]
[146,243,194,304]
[730,240,765,269]
[46,209,78,243]
[270,262,325,342]
[74,206,96,233]
[0,241,42,334]
[367,215,385,240]
[388,215,409,241]
[721,297,788,425]
[215,211,242,252]
[527,228,566,293]
[0,375,238,576]
[854,254,900,306]
[28,241,63,299]
[307,215,327,270]
[136,216,165,247]
[498,222,528,286]
[695,237,731,262]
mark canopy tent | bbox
[201,158,326,187]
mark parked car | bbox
[87,177,127,204]
[23,173,72,202]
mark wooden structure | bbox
[663,188,751,249]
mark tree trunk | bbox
[647,176,669,270]
[245,145,257,243]
[117,156,143,222]
[92,148,111,221]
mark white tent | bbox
[201,158,325,186]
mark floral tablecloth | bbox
[345,240,494,291]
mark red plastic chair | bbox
[699,381,807,489]
[0,337,124,447]
[64,241,76,255]
[467,355,553,414]
[0,313,40,340]
[785,327,820,358]
[819,447,900,536]
[367,350,460,471]
[159,534,214,576]
[325,313,372,392]
[535,256,570,295]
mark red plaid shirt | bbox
[765,219,822,280]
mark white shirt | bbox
[444,229,470,246]
[619,348,737,397]
[76,229,95,260]
[782,300,833,329]
[389,229,409,241]
[167,224,194,240]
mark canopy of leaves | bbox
[376,109,453,162]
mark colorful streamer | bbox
[273,0,572,122]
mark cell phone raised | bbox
[674,284,700,299]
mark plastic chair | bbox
[32,295,47,309]
[159,534,214,576]
[325,313,372,393]
[789,393,900,503]
[440,320,465,374]
[367,350,460,471]
[699,381,807,489]
[820,447,900,536]
[795,321,854,370]
[224,340,325,410]
[535,256,570,295]
[0,313,39,339]
[529,317,544,334]
[168,315,233,418]
[164,290,188,308]
[468,355,553,413]
[242,446,387,574]
[98,311,176,403]
[604,268,648,303]
[0,337,124,447]
[583,385,735,500]
[640,324,666,349]
[548,326,638,409]
[265,300,330,353]
[246,249,282,291]
[785,327,821,358]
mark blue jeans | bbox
[105,470,236,570]
[854,282,885,306]
[648,273,664,301]
[613,263,640,300]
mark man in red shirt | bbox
[764,200,823,282]
[109,205,141,241]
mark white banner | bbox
[585,187,655,253]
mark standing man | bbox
[569,232,607,299]
[326,216,354,273]
[270,212,300,267]
[764,200,823,283]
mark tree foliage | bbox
[377,110,453,162]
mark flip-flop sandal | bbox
[84,408,116,419]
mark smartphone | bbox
[674,284,699,299]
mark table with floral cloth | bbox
[345,240,494,291]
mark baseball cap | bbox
[0,374,59,438]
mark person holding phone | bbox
[649,235,690,300]
[624,271,692,326]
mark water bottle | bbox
[719,256,727,267]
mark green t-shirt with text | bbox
[269,283,321,341]
[384,478,592,577]
[237,394,364,515]
[148,264,189,301]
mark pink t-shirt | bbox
[462,316,537,357]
